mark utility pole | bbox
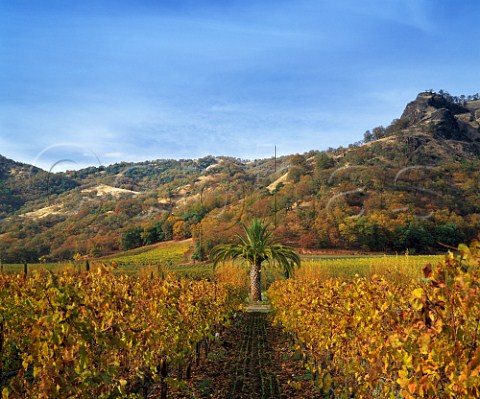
[274,145,277,229]
[274,145,277,173]
[199,187,204,260]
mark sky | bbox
[1,0,479,171]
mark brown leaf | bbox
[423,264,432,279]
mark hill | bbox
[1,90,480,262]
[0,155,79,217]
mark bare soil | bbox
[168,311,323,399]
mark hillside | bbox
[1,90,480,262]
[0,155,79,217]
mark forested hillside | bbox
[1,91,480,262]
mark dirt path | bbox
[228,312,282,398]
[169,310,323,399]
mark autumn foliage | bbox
[0,266,245,398]
[268,242,480,398]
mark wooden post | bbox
[160,359,168,399]
[85,260,90,272]
[0,316,4,381]
[23,262,27,277]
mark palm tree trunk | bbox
[250,262,262,302]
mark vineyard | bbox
[105,241,190,268]
[0,240,208,279]
[0,264,245,398]
[296,254,444,282]
[2,247,480,398]
[269,244,480,398]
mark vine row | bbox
[0,265,245,398]
[268,247,480,398]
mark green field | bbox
[104,239,190,263]
[0,240,216,279]
[0,261,75,274]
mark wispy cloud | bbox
[1,0,479,169]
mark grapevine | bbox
[268,243,480,398]
[0,265,245,398]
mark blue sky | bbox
[1,0,479,171]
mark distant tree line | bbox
[425,89,480,103]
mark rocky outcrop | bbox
[401,92,470,125]
[398,92,480,143]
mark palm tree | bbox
[211,218,300,302]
